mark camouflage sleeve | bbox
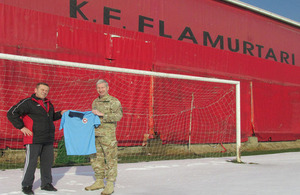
[92,99,96,110]
[102,99,123,123]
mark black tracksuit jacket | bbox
[7,94,62,145]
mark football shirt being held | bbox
[59,110,101,155]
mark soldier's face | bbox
[97,83,109,97]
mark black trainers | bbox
[41,183,57,191]
[22,186,34,194]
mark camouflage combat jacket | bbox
[92,94,123,137]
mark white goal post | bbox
[0,53,241,162]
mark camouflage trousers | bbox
[90,136,118,182]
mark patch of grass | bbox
[241,148,300,156]
[226,159,246,164]
[118,152,236,164]
[2,147,300,169]
[0,163,24,170]
[118,154,196,163]
[54,137,89,166]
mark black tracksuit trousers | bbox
[22,143,54,187]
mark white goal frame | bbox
[0,53,241,162]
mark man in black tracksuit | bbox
[7,82,66,195]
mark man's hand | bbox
[92,109,104,117]
[20,127,33,136]
[61,110,67,115]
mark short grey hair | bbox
[36,82,49,88]
[96,79,108,87]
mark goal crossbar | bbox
[0,53,241,162]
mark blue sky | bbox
[239,0,300,22]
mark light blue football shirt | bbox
[59,110,101,155]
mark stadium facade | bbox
[0,0,299,149]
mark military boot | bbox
[85,179,105,191]
[101,181,114,195]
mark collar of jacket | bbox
[98,94,110,101]
[31,94,50,112]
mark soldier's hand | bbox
[92,109,104,117]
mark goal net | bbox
[0,53,241,169]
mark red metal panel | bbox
[0,4,57,50]
[57,25,106,57]
[104,34,153,70]
[253,82,300,141]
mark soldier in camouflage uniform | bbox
[85,79,123,195]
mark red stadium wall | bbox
[0,0,298,66]
[0,1,300,149]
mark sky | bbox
[238,0,300,22]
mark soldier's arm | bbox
[92,100,104,116]
[102,100,123,123]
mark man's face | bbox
[35,84,49,99]
[97,83,109,97]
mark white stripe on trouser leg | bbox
[22,144,30,182]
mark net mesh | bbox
[0,58,237,169]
